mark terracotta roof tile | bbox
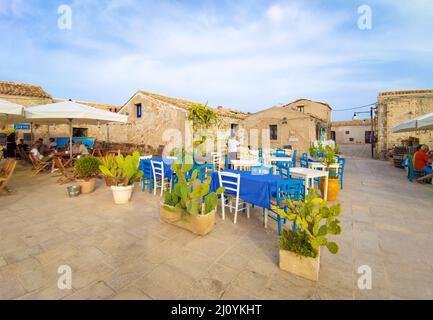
[379,89,433,96]
[0,81,51,98]
[53,98,120,112]
[140,91,247,120]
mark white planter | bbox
[111,185,133,204]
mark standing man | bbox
[227,134,240,169]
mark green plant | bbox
[2,128,16,136]
[163,154,224,219]
[272,190,342,257]
[188,103,221,149]
[99,151,143,186]
[74,156,101,180]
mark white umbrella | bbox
[418,112,433,130]
[0,98,25,123]
[25,100,128,161]
[392,112,433,133]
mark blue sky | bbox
[1,0,433,120]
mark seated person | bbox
[17,139,29,153]
[72,141,89,155]
[30,141,54,162]
[415,145,433,183]
[38,138,49,155]
[48,138,57,150]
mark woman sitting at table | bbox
[416,145,433,184]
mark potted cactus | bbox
[73,156,101,194]
[99,151,143,204]
[272,191,341,281]
[99,154,116,186]
[160,155,224,236]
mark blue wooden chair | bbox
[292,150,297,167]
[267,179,303,235]
[141,161,154,193]
[195,163,215,182]
[299,158,308,168]
[337,157,346,189]
[276,161,291,179]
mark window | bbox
[345,131,350,134]
[230,123,238,136]
[270,125,278,140]
[73,128,88,137]
[297,105,304,113]
[136,103,142,118]
[349,138,354,142]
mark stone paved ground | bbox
[0,154,432,300]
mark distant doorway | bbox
[365,131,372,144]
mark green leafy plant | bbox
[2,128,16,136]
[188,103,221,149]
[163,154,224,219]
[272,190,342,257]
[99,151,143,186]
[74,156,101,180]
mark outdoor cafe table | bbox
[308,161,339,171]
[230,159,261,170]
[289,167,329,199]
[210,169,284,228]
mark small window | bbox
[349,138,354,142]
[136,103,142,118]
[73,128,88,137]
[270,125,278,140]
[297,105,304,113]
[345,131,350,134]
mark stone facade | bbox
[376,90,433,159]
[245,99,332,154]
[331,120,372,145]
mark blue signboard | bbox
[14,124,31,130]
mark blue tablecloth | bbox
[210,170,284,209]
[139,158,175,179]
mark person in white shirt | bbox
[30,142,43,161]
[73,141,89,155]
[227,134,240,169]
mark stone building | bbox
[110,91,247,151]
[331,119,372,145]
[245,99,332,154]
[376,90,433,159]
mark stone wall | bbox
[377,90,433,159]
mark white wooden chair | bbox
[211,152,223,171]
[218,171,250,224]
[151,160,169,197]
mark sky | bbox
[1,0,433,120]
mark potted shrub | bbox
[73,156,101,194]
[99,151,143,204]
[160,155,224,236]
[272,191,342,281]
[320,145,340,201]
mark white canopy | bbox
[391,112,433,133]
[25,100,127,124]
[418,112,433,130]
[0,99,25,123]
[25,100,128,160]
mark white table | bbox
[289,167,329,199]
[308,162,339,171]
[231,159,261,170]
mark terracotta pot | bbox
[77,178,97,194]
[279,249,321,281]
[320,178,340,201]
[159,204,215,236]
[111,185,133,204]
[104,176,113,187]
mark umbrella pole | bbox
[69,119,73,162]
